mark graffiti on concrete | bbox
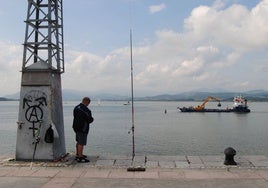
[23,90,47,137]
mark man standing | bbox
[73,97,94,163]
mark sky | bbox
[0,0,268,96]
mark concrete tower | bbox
[16,0,66,161]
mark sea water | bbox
[0,100,268,157]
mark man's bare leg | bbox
[77,143,84,157]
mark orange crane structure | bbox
[193,96,222,111]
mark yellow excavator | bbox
[193,96,221,111]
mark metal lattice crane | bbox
[22,0,64,73]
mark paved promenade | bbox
[0,154,268,188]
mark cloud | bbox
[141,0,268,93]
[1,0,268,96]
[149,3,166,14]
[62,48,131,94]
[184,1,268,52]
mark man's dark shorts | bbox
[75,132,88,145]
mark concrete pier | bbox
[1,154,268,187]
[16,0,66,161]
[16,62,66,161]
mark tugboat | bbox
[232,95,250,113]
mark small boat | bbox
[124,101,130,105]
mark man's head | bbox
[82,97,91,106]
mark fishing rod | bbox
[130,29,135,161]
[127,30,146,172]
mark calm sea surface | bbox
[0,100,268,156]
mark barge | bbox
[178,95,250,113]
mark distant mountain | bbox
[0,97,10,101]
[61,89,85,101]
[3,89,268,101]
[0,97,17,101]
[63,90,268,101]
[138,90,268,101]
[3,92,20,100]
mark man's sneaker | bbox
[76,157,90,163]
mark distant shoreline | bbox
[2,98,268,102]
[0,97,18,101]
[2,89,268,102]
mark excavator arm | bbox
[193,96,221,111]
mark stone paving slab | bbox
[134,155,146,162]
[146,155,187,162]
[258,170,268,181]
[189,163,205,168]
[98,155,131,160]
[0,166,268,188]
[1,167,267,181]
[133,155,146,167]
[72,178,268,188]
[109,169,135,179]
[230,169,264,179]
[186,156,203,164]
[183,169,210,179]
[95,159,115,167]
[159,170,185,179]
[175,161,190,168]
[114,159,132,167]
[83,169,110,178]
[242,156,268,168]
[200,155,224,162]
[6,168,37,177]
[133,170,159,179]
[206,169,239,179]
[1,155,268,170]
[30,168,60,177]
[145,161,158,168]
[42,177,76,188]
[204,161,226,168]
[159,161,176,168]
[0,177,49,188]
[0,167,15,176]
[55,169,86,178]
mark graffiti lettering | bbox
[23,90,47,137]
